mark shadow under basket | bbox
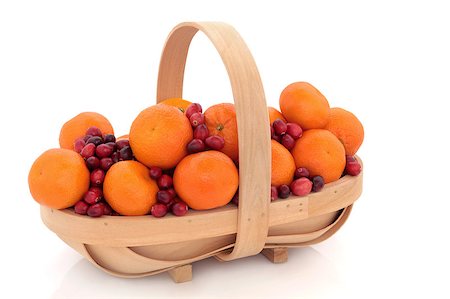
[40,21,363,283]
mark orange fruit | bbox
[204,103,239,161]
[129,104,193,169]
[103,161,158,216]
[159,98,192,113]
[59,112,114,149]
[291,129,345,183]
[268,106,286,124]
[279,82,330,130]
[28,148,90,209]
[324,107,364,156]
[116,134,129,141]
[173,151,238,210]
[271,140,296,186]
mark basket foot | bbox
[168,264,192,283]
[261,247,288,264]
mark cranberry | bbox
[189,112,205,128]
[171,201,188,216]
[86,136,103,146]
[86,156,100,170]
[167,188,176,198]
[95,144,113,158]
[273,119,287,135]
[100,157,114,171]
[346,155,356,163]
[290,178,312,196]
[83,135,93,142]
[157,174,173,189]
[87,203,105,217]
[119,146,133,160]
[346,161,361,176]
[232,192,239,206]
[149,166,163,180]
[272,134,281,143]
[89,186,103,198]
[157,190,175,205]
[74,138,86,153]
[103,134,116,143]
[205,135,225,150]
[90,169,105,186]
[294,167,310,179]
[286,123,303,139]
[105,142,117,151]
[86,127,103,137]
[74,200,89,215]
[271,186,278,201]
[80,143,96,159]
[278,184,290,199]
[270,126,275,138]
[281,134,295,150]
[312,176,324,192]
[185,103,202,119]
[187,139,205,154]
[151,203,168,218]
[116,139,130,150]
[111,152,120,163]
[194,124,209,141]
[83,190,101,205]
[102,203,113,215]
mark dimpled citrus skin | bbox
[173,151,239,210]
[103,161,159,216]
[28,148,90,209]
[268,107,287,124]
[129,104,193,169]
[279,82,330,130]
[271,140,296,186]
[291,129,346,184]
[59,112,114,149]
[324,107,364,156]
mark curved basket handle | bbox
[157,22,271,261]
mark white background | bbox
[1,0,449,298]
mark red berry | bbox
[286,123,303,139]
[346,155,356,163]
[83,135,93,142]
[281,134,295,150]
[290,178,312,196]
[74,138,86,153]
[116,139,130,150]
[346,161,361,176]
[205,135,225,150]
[86,126,102,137]
[272,134,281,142]
[151,203,168,218]
[100,157,113,171]
[89,186,103,198]
[86,156,100,170]
[278,184,290,199]
[157,190,175,205]
[189,112,205,128]
[86,136,103,146]
[232,192,239,206]
[111,152,120,163]
[87,203,104,217]
[102,202,113,215]
[294,167,310,179]
[273,119,287,135]
[96,144,113,158]
[74,200,89,215]
[171,201,188,216]
[167,188,177,198]
[185,103,202,119]
[149,166,163,180]
[312,176,324,192]
[83,190,101,205]
[119,146,133,160]
[271,186,278,201]
[194,124,209,141]
[270,126,275,138]
[187,139,205,154]
[105,142,117,151]
[80,143,96,159]
[157,174,173,189]
[103,134,116,143]
[90,169,105,186]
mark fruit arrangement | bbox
[29,82,363,218]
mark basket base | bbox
[168,264,192,283]
[262,247,288,263]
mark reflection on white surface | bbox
[51,247,347,299]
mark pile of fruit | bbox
[28,82,364,218]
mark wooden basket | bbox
[40,22,363,283]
